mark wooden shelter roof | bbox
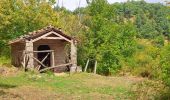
[9,25,72,44]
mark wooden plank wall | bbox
[11,42,25,67]
[33,39,68,71]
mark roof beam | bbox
[52,32,71,43]
[32,31,71,43]
[32,32,54,42]
[42,37,64,40]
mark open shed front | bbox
[9,26,78,73]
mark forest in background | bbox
[0,0,170,95]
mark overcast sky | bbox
[57,0,167,11]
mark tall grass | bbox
[0,56,10,66]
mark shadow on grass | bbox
[158,90,170,100]
[0,90,6,96]
[0,84,23,99]
[0,83,17,89]
[0,90,23,99]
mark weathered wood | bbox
[42,37,63,40]
[32,31,71,43]
[84,59,89,72]
[51,51,55,67]
[94,60,97,74]
[33,50,54,53]
[39,63,72,72]
[41,53,50,63]
[24,50,54,53]
[31,56,48,68]
[25,54,30,70]
[52,32,71,42]
[22,51,26,71]
[37,53,50,70]
[10,26,77,73]
[32,32,54,42]
[33,40,67,70]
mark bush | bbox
[160,45,170,87]
[123,40,161,78]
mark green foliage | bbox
[0,56,11,66]
[132,80,169,99]
[0,0,61,58]
[0,0,170,88]
[0,72,168,99]
[160,45,170,87]
[0,1,170,99]
[76,0,170,76]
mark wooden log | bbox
[33,50,54,53]
[32,31,71,43]
[42,37,63,40]
[23,51,26,71]
[25,55,29,71]
[25,50,54,53]
[37,53,50,71]
[94,60,97,74]
[41,53,50,64]
[39,63,72,72]
[84,59,89,72]
[51,51,55,67]
[31,56,48,68]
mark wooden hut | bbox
[9,25,78,73]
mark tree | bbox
[0,0,59,55]
[79,0,137,75]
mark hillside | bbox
[0,0,170,99]
[0,68,167,100]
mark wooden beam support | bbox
[51,51,55,67]
[32,32,54,42]
[84,59,89,72]
[94,60,97,74]
[32,31,71,43]
[42,37,64,40]
[39,63,72,72]
[52,32,71,43]
[31,56,48,68]
[25,50,54,53]
[37,53,50,71]
[21,51,26,71]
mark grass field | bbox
[0,69,167,100]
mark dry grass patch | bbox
[0,72,166,100]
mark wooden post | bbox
[30,56,48,68]
[94,60,97,74]
[39,63,72,72]
[25,40,34,69]
[84,59,89,72]
[37,53,50,70]
[70,39,77,72]
[23,51,26,71]
[51,51,55,67]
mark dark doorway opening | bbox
[37,45,51,69]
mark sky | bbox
[57,0,167,11]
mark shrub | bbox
[160,45,170,87]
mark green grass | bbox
[0,72,166,100]
[0,56,11,66]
